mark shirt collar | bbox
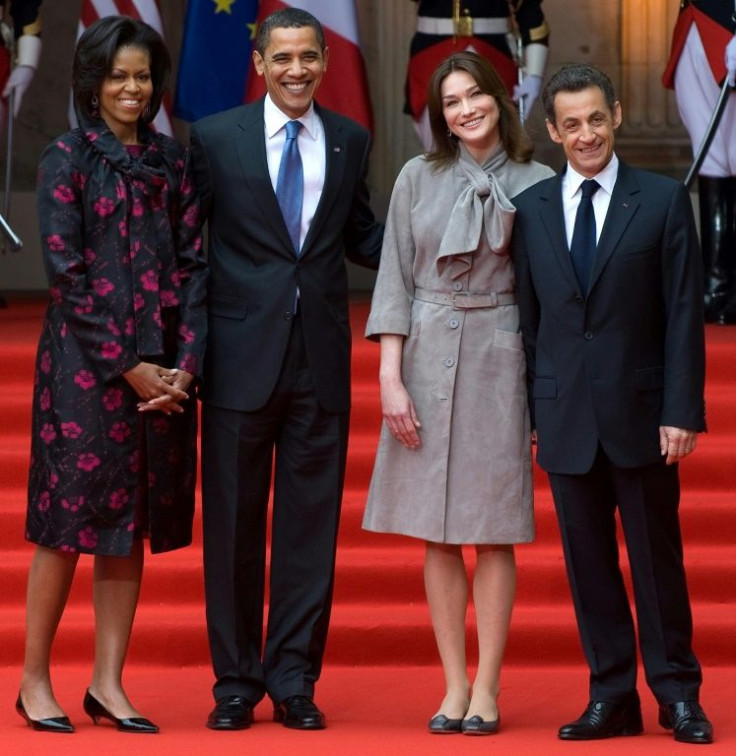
[264,93,318,140]
[564,153,619,200]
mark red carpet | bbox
[0,297,734,753]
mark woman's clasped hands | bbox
[123,361,193,415]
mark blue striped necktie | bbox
[276,120,304,255]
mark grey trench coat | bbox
[363,148,553,543]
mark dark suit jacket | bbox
[190,98,382,414]
[512,161,706,475]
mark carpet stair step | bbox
[4,433,736,491]
[0,601,732,667]
[1,486,735,550]
[1,544,733,607]
[4,382,736,435]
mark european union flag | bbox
[174,0,259,122]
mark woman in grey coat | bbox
[363,52,553,735]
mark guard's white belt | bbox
[416,17,509,35]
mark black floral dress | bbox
[26,123,207,555]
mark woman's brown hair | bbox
[426,51,533,170]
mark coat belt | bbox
[414,288,517,309]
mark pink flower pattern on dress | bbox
[61,421,83,439]
[102,387,123,411]
[77,453,101,472]
[179,324,195,344]
[40,423,57,444]
[160,289,180,307]
[101,341,122,359]
[78,527,98,549]
[93,278,114,296]
[109,421,132,443]
[53,185,76,203]
[141,270,159,291]
[38,491,51,512]
[40,351,52,374]
[94,197,115,217]
[74,370,96,390]
[40,387,52,411]
[109,489,128,510]
[47,235,65,251]
[62,496,82,512]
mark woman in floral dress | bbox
[16,17,206,733]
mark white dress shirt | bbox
[264,94,326,251]
[561,153,620,248]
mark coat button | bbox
[584,331,593,340]
[443,357,455,367]
[284,312,293,321]
[575,295,583,302]
[449,318,459,329]
[452,282,463,291]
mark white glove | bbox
[726,35,736,87]
[2,65,35,117]
[513,74,543,113]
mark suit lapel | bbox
[233,99,295,256]
[537,174,582,294]
[588,162,641,295]
[301,105,346,257]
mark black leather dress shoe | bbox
[84,690,159,733]
[558,692,643,740]
[273,695,326,730]
[16,693,75,733]
[206,695,254,730]
[428,713,462,733]
[659,701,713,744]
[461,713,500,735]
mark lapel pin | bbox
[623,202,629,208]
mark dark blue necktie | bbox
[570,179,600,295]
[276,120,304,255]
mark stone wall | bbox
[0,0,690,293]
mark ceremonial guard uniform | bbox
[663,0,736,323]
[406,0,549,148]
[0,0,42,122]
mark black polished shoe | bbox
[206,695,254,730]
[428,713,462,734]
[83,690,159,733]
[273,695,326,730]
[659,701,714,744]
[558,692,643,740]
[16,693,75,733]
[461,713,500,735]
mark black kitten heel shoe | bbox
[16,692,75,733]
[83,690,159,733]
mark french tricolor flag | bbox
[246,0,373,133]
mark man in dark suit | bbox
[512,64,713,745]
[189,8,382,731]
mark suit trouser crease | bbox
[202,318,349,704]
[548,448,701,704]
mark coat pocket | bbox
[634,366,664,391]
[493,328,523,351]
[533,377,557,399]
[209,295,248,320]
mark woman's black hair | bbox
[72,15,170,127]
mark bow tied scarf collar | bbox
[436,142,516,278]
[84,123,179,357]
